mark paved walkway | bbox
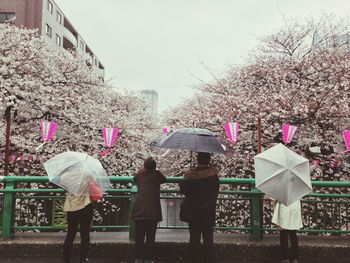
[1,230,350,262]
[2,230,350,247]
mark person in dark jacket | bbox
[131,157,166,263]
[179,152,219,263]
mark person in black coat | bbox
[179,152,219,263]
[131,157,166,263]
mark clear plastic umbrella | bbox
[44,151,110,195]
[254,143,312,206]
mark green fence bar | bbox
[250,185,263,241]
[52,199,67,227]
[1,175,350,240]
[128,181,137,241]
[2,179,14,238]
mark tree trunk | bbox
[4,106,12,176]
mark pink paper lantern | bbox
[40,121,57,142]
[162,126,175,134]
[311,160,319,169]
[342,130,350,153]
[102,128,119,147]
[282,123,298,144]
[224,122,239,144]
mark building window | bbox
[56,11,62,24]
[0,12,15,23]
[56,34,61,46]
[47,0,53,14]
[45,24,52,38]
[80,40,85,51]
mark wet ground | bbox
[1,259,249,263]
[2,231,350,263]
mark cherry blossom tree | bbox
[0,24,158,228]
[163,15,350,181]
[161,15,350,230]
[0,24,155,177]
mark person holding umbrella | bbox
[179,152,219,263]
[254,144,309,263]
[131,157,166,263]
[43,151,110,263]
[62,171,94,263]
[271,199,302,263]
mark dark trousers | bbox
[63,203,93,261]
[135,219,158,260]
[188,222,215,263]
[280,230,299,260]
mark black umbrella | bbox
[150,128,228,154]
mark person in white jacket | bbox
[271,199,302,263]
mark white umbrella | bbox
[44,151,110,195]
[254,143,312,206]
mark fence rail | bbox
[1,176,350,240]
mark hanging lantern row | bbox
[162,123,350,154]
[35,121,349,166]
[37,121,119,157]
[222,122,349,167]
[222,122,298,145]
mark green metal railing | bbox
[1,176,350,241]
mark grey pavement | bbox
[2,230,350,262]
[2,229,350,246]
[0,259,234,263]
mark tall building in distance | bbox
[0,0,105,80]
[141,89,159,116]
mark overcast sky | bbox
[56,0,350,112]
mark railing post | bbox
[4,106,12,177]
[128,181,137,241]
[2,179,14,238]
[251,185,263,241]
[52,199,67,227]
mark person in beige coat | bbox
[62,172,94,263]
[272,199,302,263]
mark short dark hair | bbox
[197,152,211,165]
[144,157,156,170]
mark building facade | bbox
[141,89,159,116]
[0,0,105,79]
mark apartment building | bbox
[0,0,105,80]
[141,89,159,115]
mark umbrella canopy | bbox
[44,151,110,195]
[150,127,228,154]
[254,143,312,206]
